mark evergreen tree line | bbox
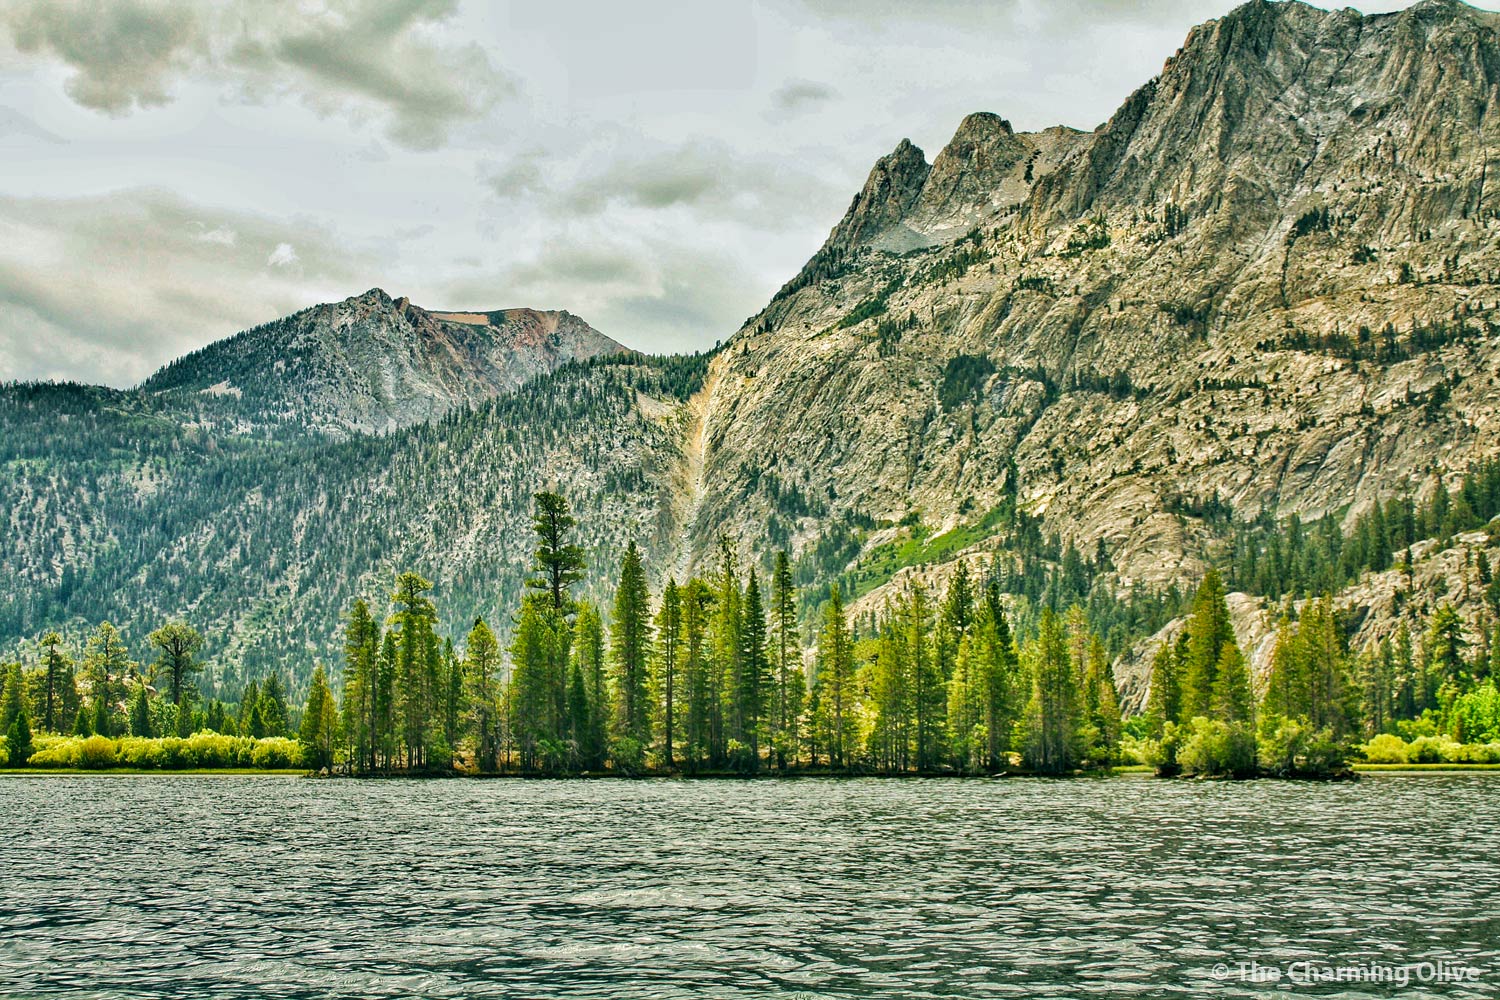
[1229,459,1500,601]
[8,487,1500,776]
[1140,570,1500,777]
[323,492,1126,776]
[0,618,300,766]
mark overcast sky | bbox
[0,0,1472,386]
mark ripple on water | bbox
[2,774,1499,999]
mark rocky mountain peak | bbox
[142,291,626,433]
[821,138,932,254]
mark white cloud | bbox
[266,242,298,267]
[0,0,511,149]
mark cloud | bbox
[556,140,841,230]
[0,0,510,148]
[441,234,778,356]
[481,153,547,199]
[3,0,202,113]
[266,242,298,267]
[771,80,837,113]
[0,188,371,385]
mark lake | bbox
[2,774,1497,998]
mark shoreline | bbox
[4,764,1498,778]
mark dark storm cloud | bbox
[0,0,508,148]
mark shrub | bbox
[186,731,239,768]
[1361,733,1409,764]
[1178,718,1257,778]
[1448,741,1500,764]
[1301,730,1354,777]
[27,735,81,768]
[117,736,166,769]
[77,735,117,770]
[610,737,646,776]
[250,737,302,770]
[159,737,192,769]
[1407,735,1462,764]
[1139,722,1183,776]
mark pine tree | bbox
[1181,569,1236,722]
[389,572,438,768]
[147,621,203,709]
[651,579,682,769]
[0,663,25,737]
[815,585,856,769]
[680,579,715,773]
[979,592,1018,771]
[1082,635,1122,764]
[442,637,462,763]
[463,617,501,772]
[870,601,910,771]
[1145,640,1180,737]
[908,584,945,771]
[128,683,153,737]
[299,663,337,770]
[83,621,133,738]
[1211,643,1254,725]
[38,632,70,734]
[72,702,92,737]
[1426,603,1467,688]
[259,673,291,738]
[1021,607,1081,774]
[509,597,570,772]
[735,571,771,771]
[5,705,32,767]
[238,679,261,738]
[342,599,379,773]
[769,552,802,770]
[526,492,585,615]
[709,540,741,767]
[572,603,607,769]
[377,631,398,768]
[610,542,653,746]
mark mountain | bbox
[697,0,1500,592]
[4,0,1500,701]
[141,288,626,433]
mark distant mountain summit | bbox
[142,288,626,432]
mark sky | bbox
[0,0,1474,386]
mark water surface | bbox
[3,775,1497,998]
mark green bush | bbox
[1138,722,1183,776]
[117,736,166,769]
[1178,718,1257,778]
[27,734,81,768]
[1448,741,1500,764]
[186,731,241,768]
[1361,733,1408,764]
[77,735,117,769]
[250,737,302,770]
[1407,735,1462,764]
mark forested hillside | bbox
[6,0,1500,709]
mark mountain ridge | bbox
[141,287,627,433]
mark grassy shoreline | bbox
[0,768,305,776]
[5,763,1500,778]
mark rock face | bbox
[685,0,1500,613]
[6,0,1500,693]
[141,288,626,433]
